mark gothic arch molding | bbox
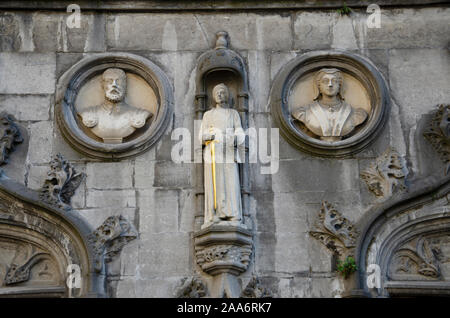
[0,175,104,297]
[354,175,450,297]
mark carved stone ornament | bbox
[0,112,23,166]
[241,276,272,298]
[56,53,173,160]
[39,153,85,210]
[361,147,407,198]
[175,276,208,298]
[310,201,358,257]
[88,215,138,272]
[270,50,389,158]
[0,175,105,297]
[194,225,253,298]
[388,233,450,282]
[424,104,450,174]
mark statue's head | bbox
[313,68,344,101]
[102,68,127,103]
[212,83,229,106]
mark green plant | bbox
[336,256,358,278]
[337,3,352,15]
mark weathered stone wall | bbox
[0,6,449,297]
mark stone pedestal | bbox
[194,224,252,297]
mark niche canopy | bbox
[56,53,173,159]
[270,51,390,158]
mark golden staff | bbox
[205,126,218,210]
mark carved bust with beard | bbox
[79,68,152,144]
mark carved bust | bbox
[78,68,152,144]
[292,68,367,142]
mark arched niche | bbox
[56,53,173,160]
[355,176,450,297]
[0,175,104,297]
[194,31,250,219]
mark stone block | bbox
[135,276,188,297]
[106,14,208,51]
[0,12,22,51]
[364,8,450,49]
[293,11,333,50]
[66,13,106,52]
[51,125,87,161]
[0,95,51,121]
[195,13,292,51]
[310,276,344,297]
[134,160,155,189]
[178,189,196,233]
[270,52,296,82]
[26,164,49,190]
[32,12,60,52]
[86,189,136,208]
[248,53,271,113]
[86,161,133,189]
[115,277,136,298]
[154,161,194,189]
[56,53,84,80]
[272,158,360,193]
[254,231,276,274]
[138,189,179,235]
[28,120,53,164]
[275,232,310,273]
[331,14,358,50]
[273,192,309,234]
[137,233,191,277]
[0,53,55,94]
[389,49,450,125]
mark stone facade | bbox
[0,1,449,298]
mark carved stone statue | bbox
[292,68,367,142]
[199,83,245,228]
[78,68,152,144]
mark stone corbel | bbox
[194,225,253,298]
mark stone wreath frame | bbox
[270,50,390,158]
[56,53,173,160]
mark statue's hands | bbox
[203,133,215,142]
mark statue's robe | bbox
[79,103,151,144]
[199,106,245,227]
[292,101,367,140]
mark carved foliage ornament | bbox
[310,201,358,257]
[424,104,450,174]
[175,276,208,298]
[195,244,252,270]
[88,215,138,272]
[360,147,407,198]
[390,235,450,280]
[39,153,85,210]
[0,112,23,166]
[241,276,272,298]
